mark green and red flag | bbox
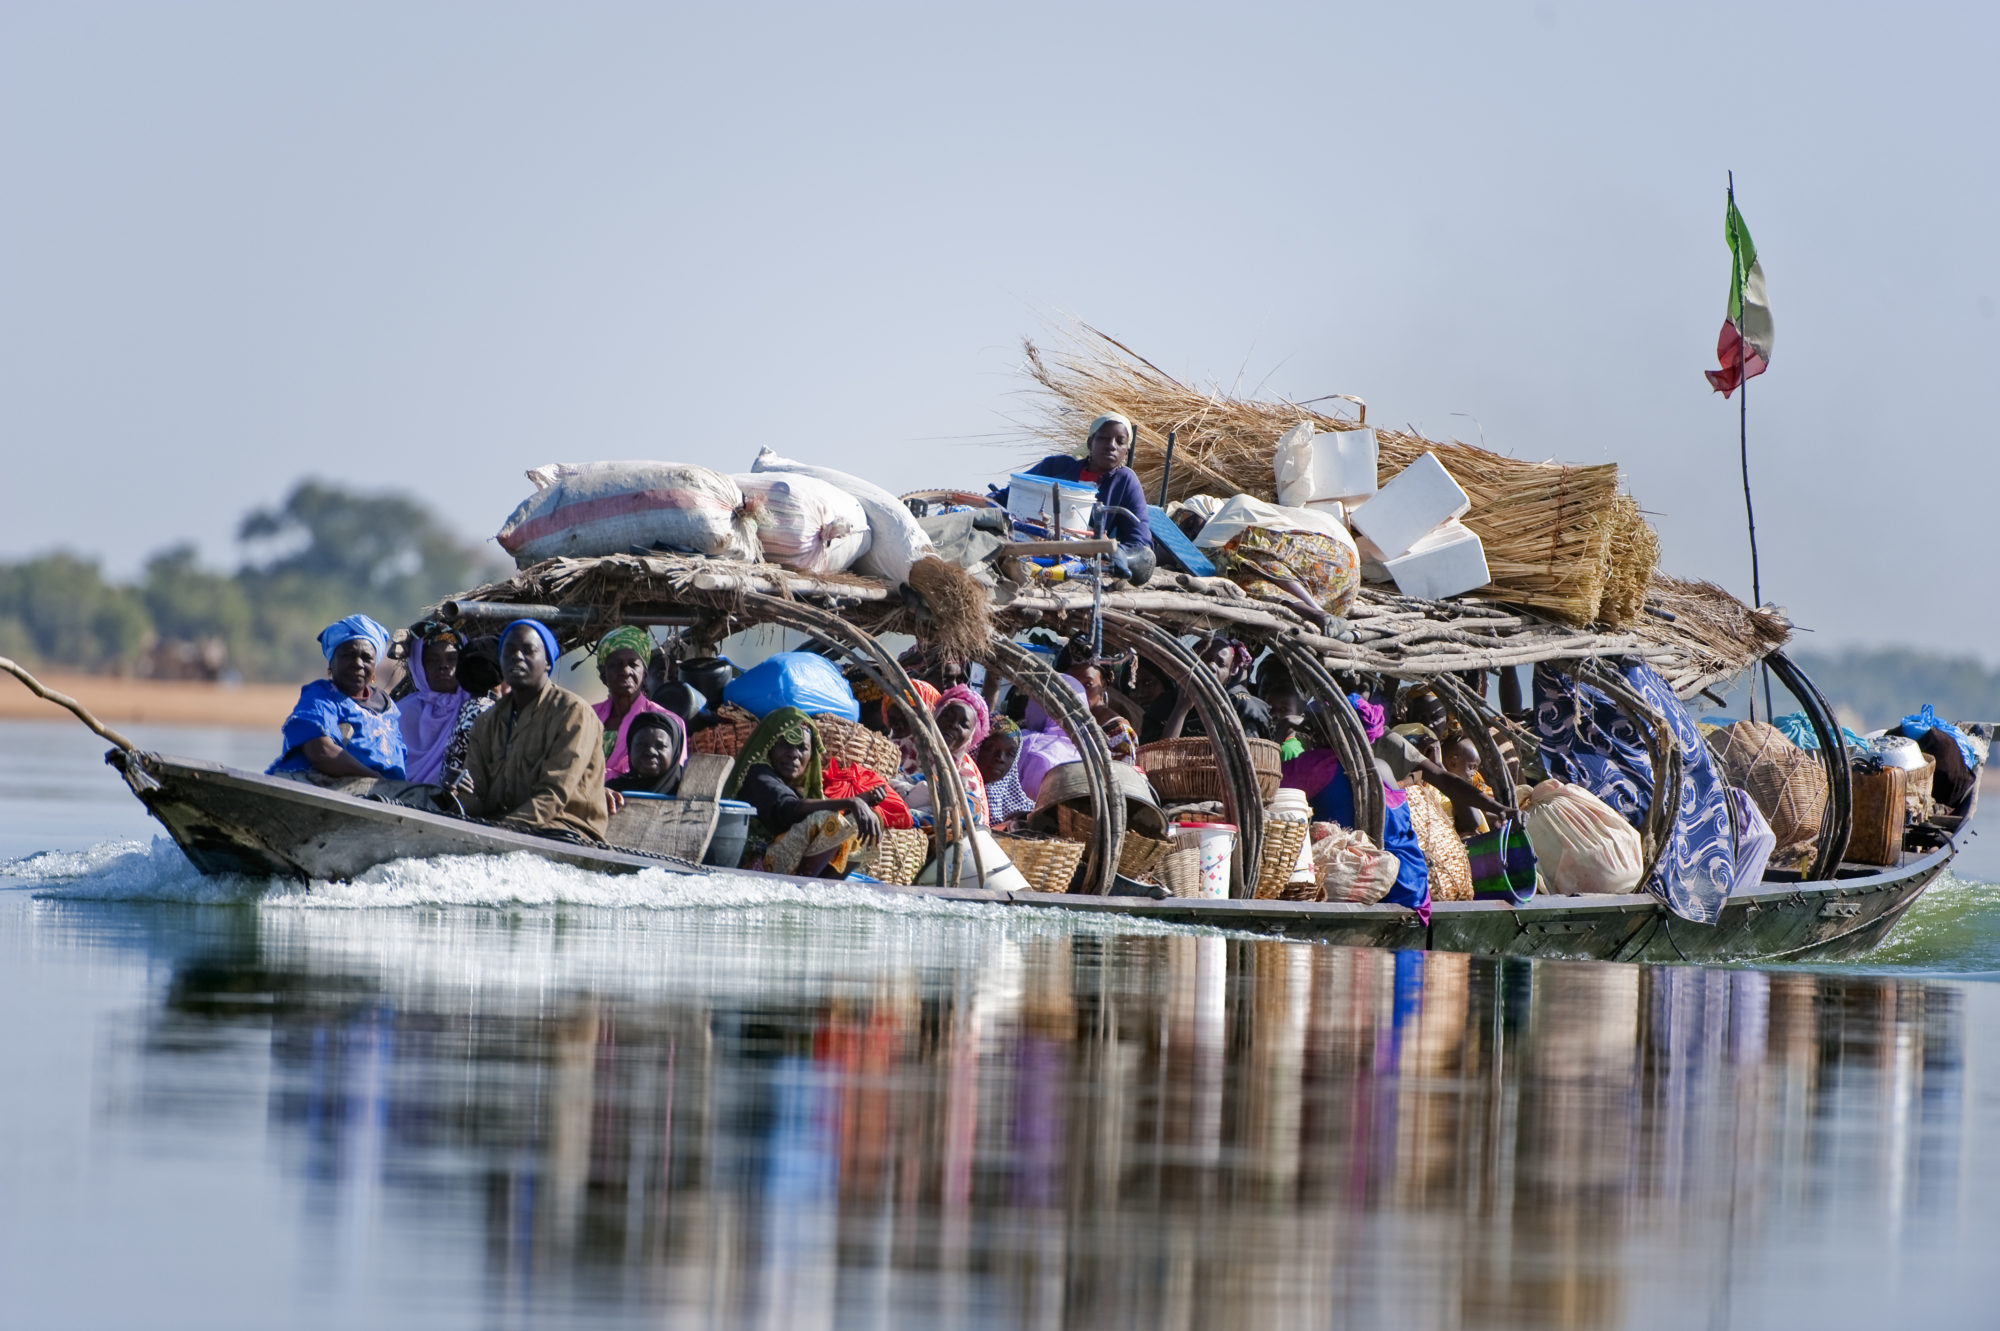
[1704,190,1773,397]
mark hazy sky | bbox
[4,2,1995,658]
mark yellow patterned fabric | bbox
[1213,527,1360,616]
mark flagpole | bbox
[1729,171,1773,721]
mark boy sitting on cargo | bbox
[458,620,611,842]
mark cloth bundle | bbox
[1521,780,1645,895]
[1311,824,1400,905]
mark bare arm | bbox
[300,737,379,778]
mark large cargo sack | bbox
[1522,780,1645,895]
[750,448,934,585]
[1704,721,1827,859]
[732,472,871,575]
[496,462,760,565]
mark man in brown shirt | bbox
[461,620,609,842]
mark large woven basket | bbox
[858,826,929,885]
[1706,721,1828,855]
[1138,737,1284,804]
[1159,844,1205,898]
[1055,805,1172,878]
[1402,783,1474,901]
[1253,817,1312,899]
[991,834,1085,893]
[690,705,760,756]
[812,713,902,775]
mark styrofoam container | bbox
[1348,452,1471,559]
[1308,428,1378,504]
[1383,520,1490,600]
[1006,473,1097,537]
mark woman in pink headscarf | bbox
[933,684,993,826]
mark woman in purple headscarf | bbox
[398,627,473,785]
[1013,675,1087,802]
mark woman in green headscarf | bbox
[725,707,883,877]
[592,626,676,781]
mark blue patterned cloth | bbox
[1532,659,1734,923]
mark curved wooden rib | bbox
[1764,648,1853,879]
[1267,639,1385,844]
[1098,611,1265,896]
[1579,658,1683,889]
[979,637,1125,893]
[740,594,982,887]
[1429,672,1518,812]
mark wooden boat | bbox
[15,535,1979,965]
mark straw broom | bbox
[1022,326,1658,627]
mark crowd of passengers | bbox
[267,604,1544,904]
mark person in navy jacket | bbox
[1008,412,1156,584]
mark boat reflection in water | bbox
[130,904,1978,1328]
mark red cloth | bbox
[822,758,914,829]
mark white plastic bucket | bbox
[1179,821,1237,899]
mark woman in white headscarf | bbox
[1004,412,1155,584]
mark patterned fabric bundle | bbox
[1532,659,1735,922]
[1403,783,1474,901]
[1210,526,1361,616]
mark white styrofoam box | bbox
[1300,497,1346,524]
[1347,452,1470,559]
[1383,521,1489,600]
[1006,473,1096,537]
[1309,428,1379,504]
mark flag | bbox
[1704,191,1773,397]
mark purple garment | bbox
[1015,675,1087,800]
[398,644,469,784]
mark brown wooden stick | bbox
[0,657,139,751]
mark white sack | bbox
[497,462,759,565]
[1193,494,1359,564]
[731,472,871,575]
[1522,779,1646,895]
[750,448,934,585]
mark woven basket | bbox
[1706,721,1828,855]
[812,713,902,775]
[1159,845,1205,898]
[1138,737,1284,804]
[1906,756,1936,823]
[1054,805,1172,878]
[690,705,759,757]
[858,826,930,885]
[1254,817,1312,899]
[991,834,1085,893]
[1402,783,1474,901]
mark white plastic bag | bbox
[731,472,871,575]
[1193,493,1356,549]
[497,462,759,565]
[1272,421,1319,508]
[750,448,934,585]
[1521,779,1645,895]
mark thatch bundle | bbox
[1023,326,1659,627]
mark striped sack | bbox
[1465,818,1537,904]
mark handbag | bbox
[1464,817,1538,904]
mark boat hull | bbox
[110,749,1969,965]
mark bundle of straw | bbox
[1022,326,1659,627]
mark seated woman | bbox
[1014,676,1086,802]
[882,679,943,777]
[436,637,502,792]
[608,710,689,795]
[1005,412,1155,584]
[592,627,677,782]
[978,717,1033,827]
[269,616,409,784]
[1278,694,1431,919]
[397,625,476,786]
[1057,647,1142,765]
[725,707,883,877]
[459,620,610,841]
[933,685,994,827]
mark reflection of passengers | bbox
[459,620,610,841]
[607,711,688,796]
[269,616,407,781]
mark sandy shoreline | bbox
[0,671,302,730]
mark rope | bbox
[0,657,139,752]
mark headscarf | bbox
[724,707,824,800]
[318,615,390,662]
[595,625,651,667]
[1086,413,1135,452]
[501,619,561,669]
[934,684,991,751]
[399,632,470,784]
[622,709,689,785]
[880,678,942,728]
[1016,675,1087,799]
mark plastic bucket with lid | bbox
[1175,821,1237,899]
[703,799,755,868]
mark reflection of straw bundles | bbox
[1023,326,1658,626]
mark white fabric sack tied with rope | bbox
[750,447,934,585]
[1521,779,1645,895]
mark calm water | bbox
[5,718,2000,1329]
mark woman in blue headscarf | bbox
[268,615,409,781]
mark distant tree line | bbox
[0,482,506,683]
[1790,648,2000,732]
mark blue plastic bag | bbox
[723,652,860,722]
[1901,705,1980,769]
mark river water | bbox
[5,718,2000,1328]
